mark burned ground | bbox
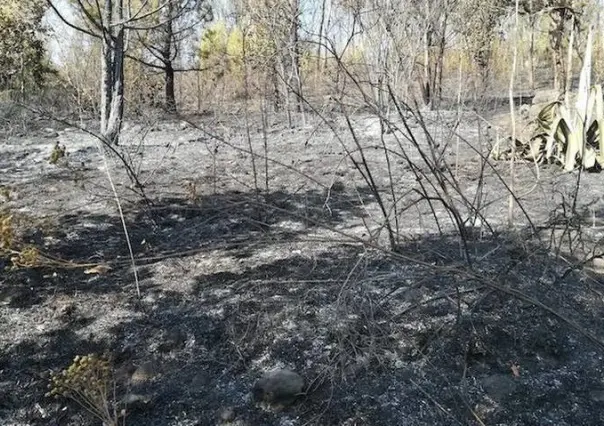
[2,110,604,425]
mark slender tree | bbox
[234,0,303,116]
[411,0,456,109]
[132,0,212,113]
[46,0,200,143]
[456,0,507,95]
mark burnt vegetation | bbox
[2,0,604,425]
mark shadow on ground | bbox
[6,97,604,425]
[3,187,604,425]
[1,185,373,310]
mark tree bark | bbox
[317,0,328,73]
[422,27,432,108]
[100,0,113,133]
[164,62,176,113]
[100,0,125,145]
[161,1,177,113]
[529,17,535,91]
[549,9,568,94]
[528,0,536,91]
[289,0,302,113]
[271,59,283,111]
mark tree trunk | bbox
[419,1,435,108]
[161,1,177,113]
[552,49,559,91]
[100,0,114,133]
[271,59,282,111]
[289,0,302,113]
[549,10,566,94]
[317,0,328,73]
[564,15,575,97]
[323,0,332,71]
[165,62,176,113]
[528,10,536,91]
[196,70,202,112]
[107,27,125,142]
[100,0,125,145]
[422,28,432,108]
[433,20,447,109]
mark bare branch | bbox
[46,0,100,39]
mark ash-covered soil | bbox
[2,110,604,426]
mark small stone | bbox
[252,369,304,405]
[122,393,151,405]
[219,406,236,422]
[131,361,158,385]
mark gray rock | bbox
[252,369,304,405]
[131,361,158,385]
[122,392,152,405]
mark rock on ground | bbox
[252,369,304,405]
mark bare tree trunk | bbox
[549,11,566,93]
[323,0,332,71]
[509,0,520,226]
[434,18,447,109]
[289,0,302,113]
[100,0,125,145]
[196,70,201,112]
[564,15,575,101]
[100,0,114,132]
[376,34,388,132]
[108,27,125,138]
[161,1,177,113]
[317,0,328,73]
[279,58,293,126]
[271,58,283,111]
[164,62,176,113]
[528,5,536,91]
[480,61,489,93]
[552,49,560,91]
[422,27,431,108]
